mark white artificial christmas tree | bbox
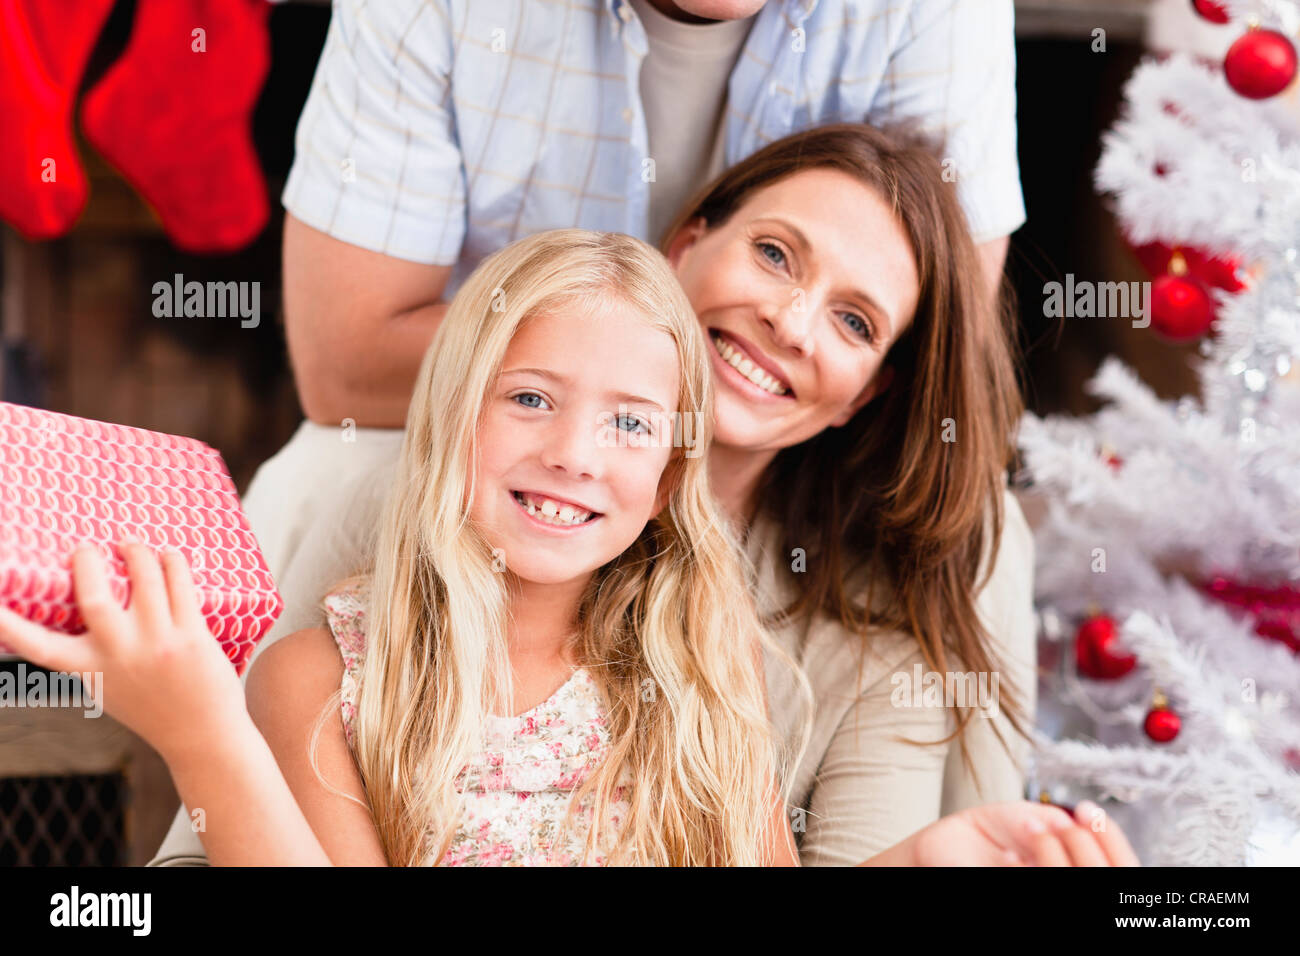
[1018,1,1300,866]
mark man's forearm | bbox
[281,214,455,429]
[288,300,449,428]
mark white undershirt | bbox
[627,0,756,244]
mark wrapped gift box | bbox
[0,402,282,674]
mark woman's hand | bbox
[0,540,249,763]
[866,800,1141,866]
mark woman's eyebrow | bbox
[501,367,665,411]
[754,216,894,338]
[754,216,812,253]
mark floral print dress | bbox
[323,584,633,866]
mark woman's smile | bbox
[708,328,796,400]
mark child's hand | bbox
[0,541,249,763]
[906,799,1141,866]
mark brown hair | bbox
[662,123,1029,785]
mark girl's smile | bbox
[509,489,604,531]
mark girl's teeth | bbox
[517,492,592,525]
[712,335,788,396]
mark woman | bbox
[149,123,1040,865]
[660,123,1035,862]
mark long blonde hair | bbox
[317,229,806,866]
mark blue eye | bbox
[840,312,874,342]
[757,241,787,268]
[513,391,548,410]
[615,412,649,434]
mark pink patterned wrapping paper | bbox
[0,402,282,674]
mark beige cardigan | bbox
[749,485,1038,865]
[148,461,1036,866]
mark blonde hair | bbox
[313,229,809,866]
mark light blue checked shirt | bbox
[283,0,1025,297]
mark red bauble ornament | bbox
[1075,615,1138,680]
[1144,706,1181,743]
[1126,241,1246,344]
[1191,0,1231,24]
[1151,274,1216,340]
[1224,29,1298,100]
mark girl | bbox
[302,227,796,865]
[0,228,1136,866]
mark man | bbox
[150,0,1024,864]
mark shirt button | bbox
[622,107,633,123]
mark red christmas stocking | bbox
[0,0,118,239]
[80,0,271,253]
